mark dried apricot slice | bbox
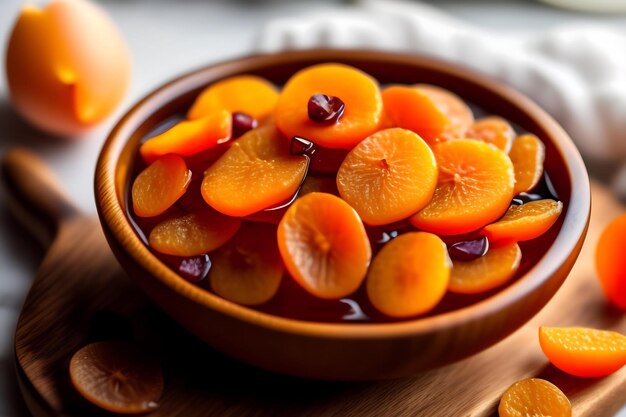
[596,213,626,310]
[275,63,383,149]
[466,116,515,153]
[482,199,563,244]
[188,75,278,121]
[201,126,308,217]
[366,232,450,317]
[415,84,474,141]
[277,192,371,299]
[509,134,546,194]
[337,128,437,225]
[149,209,241,256]
[140,110,231,164]
[70,341,164,414]
[132,154,191,217]
[498,378,571,417]
[381,85,450,143]
[539,326,626,377]
[210,223,283,305]
[410,139,515,235]
[449,243,521,294]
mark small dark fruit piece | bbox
[232,112,258,138]
[448,236,489,262]
[307,94,345,124]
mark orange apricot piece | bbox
[411,139,515,235]
[381,85,450,143]
[132,154,191,217]
[539,326,626,377]
[482,199,563,244]
[149,209,241,256]
[275,63,383,149]
[140,110,231,164]
[201,126,308,217]
[596,213,626,310]
[278,192,371,299]
[337,128,437,225]
[210,223,283,306]
[449,243,521,294]
[366,232,450,318]
[188,75,278,121]
[415,84,474,141]
[509,134,546,195]
[466,116,515,153]
[498,378,571,417]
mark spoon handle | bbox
[1,148,79,248]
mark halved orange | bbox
[466,116,515,153]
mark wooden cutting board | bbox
[3,148,626,417]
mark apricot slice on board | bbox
[415,84,474,141]
[188,75,278,121]
[70,341,164,414]
[275,63,383,149]
[366,232,450,318]
[149,209,241,256]
[140,110,231,164]
[466,116,515,153]
[210,223,283,306]
[132,154,191,217]
[337,128,437,225]
[482,199,563,244]
[449,242,521,294]
[411,139,515,235]
[596,213,626,310]
[509,134,546,195]
[278,192,371,299]
[498,378,571,417]
[381,85,450,143]
[539,326,626,377]
[201,126,308,217]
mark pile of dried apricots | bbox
[130,63,564,320]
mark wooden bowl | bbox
[95,50,590,380]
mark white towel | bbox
[256,0,626,197]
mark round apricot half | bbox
[498,378,571,417]
[132,154,191,217]
[539,326,626,377]
[449,243,521,294]
[188,75,278,121]
[415,84,474,141]
[411,139,515,235]
[596,213,626,310]
[509,134,546,195]
[201,126,308,217]
[278,192,371,299]
[70,341,164,414]
[366,232,450,317]
[466,116,515,153]
[275,63,383,149]
[482,199,563,244]
[337,128,437,225]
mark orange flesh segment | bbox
[278,192,371,299]
[482,199,563,244]
[275,63,383,149]
[132,154,191,217]
[596,213,626,310]
[415,84,474,141]
[201,126,308,217]
[140,110,232,164]
[381,85,451,143]
[510,133,546,194]
[149,209,241,256]
[539,326,626,377]
[69,341,164,414]
[449,243,521,294]
[188,75,278,121]
[411,139,515,235]
[366,232,450,318]
[210,223,283,306]
[498,378,571,417]
[466,116,515,153]
[337,128,437,225]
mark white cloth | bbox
[256,0,626,196]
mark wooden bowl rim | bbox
[95,49,590,340]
